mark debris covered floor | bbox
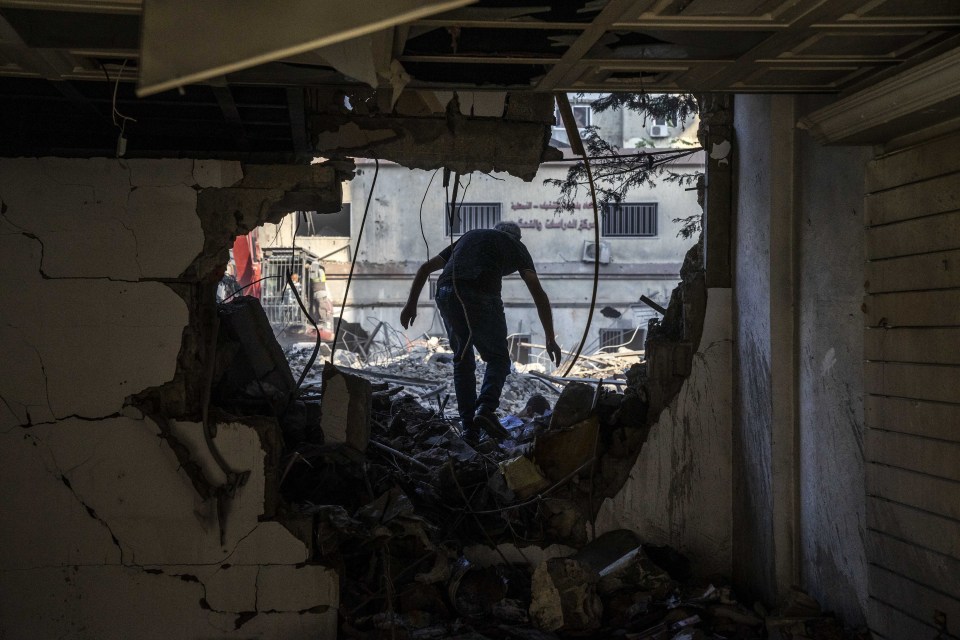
[209,245,867,638]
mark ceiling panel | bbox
[1,0,959,157]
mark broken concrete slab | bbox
[548,382,595,430]
[572,529,643,574]
[320,363,372,451]
[533,415,600,483]
[529,557,603,633]
[215,296,297,406]
[311,93,561,181]
[499,455,551,500]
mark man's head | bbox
[495,221,522,241]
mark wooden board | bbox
[865,171,960,226]
[867,130,960,193]
[867,430,960,482]
[865,249,960,294]
[867,496,960,559]
[865,396,960,442]
[867,463,960,521]
[867,210,960,260]
[863,289,960,328]
[868,598,938,640]
[866,327,960,365]
[866,362,960,404]
[868,530,960,601]
[869,565,960,637]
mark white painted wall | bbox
[595,288,732,577]
[0,158,338,639]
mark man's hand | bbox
[546,338,562,367]
[400,302,417,329]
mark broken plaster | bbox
[0,156,344,638]
[595,289,733,577]
[0,564,337,639]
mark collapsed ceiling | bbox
[0,0,958,162]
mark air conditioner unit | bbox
[582,240,611,264]
[649,124,669,138]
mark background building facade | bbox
[260,97,704,361]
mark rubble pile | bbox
[207,239,865,638]
[286,335,560,417]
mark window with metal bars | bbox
[599,327,640,351]
[602,203,658,237]
[445,202,501,236]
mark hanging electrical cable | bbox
[555,93,602,377]
[330,158,380,363]
[419,169,439,262]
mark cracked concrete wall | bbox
[594,289,732,577]
[0,158,338,639]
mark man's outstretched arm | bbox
[519,269,562,366]
[401,255,446,328]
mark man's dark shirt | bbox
[436,229,535,294]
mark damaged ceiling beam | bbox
[309,90,561,181]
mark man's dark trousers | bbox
[435,284,511,427]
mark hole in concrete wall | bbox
[130,106,712,633]
[130,153,705,546]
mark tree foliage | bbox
[546,93,704,238]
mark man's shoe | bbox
[474,406,510,441]
[462,426,480,448]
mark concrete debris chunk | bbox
[319,362,371,451]
[533,415,600,483]
[548,382,595,430]
[528,557,603,633]
[215,296,296,401]
[499,455,551,500]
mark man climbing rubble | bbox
[401,221,562,444]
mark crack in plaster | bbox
[2,325,128,429]
[18,230,141,283]
[0,197,28,234]
[0,394,26,432]
[18,429,127,563]
[24,337,55,425]
[57,470,125,562]
[254,565,261,611]
[115,217,144,279]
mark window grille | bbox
[446,202,501,236]
[603,203,658,237]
